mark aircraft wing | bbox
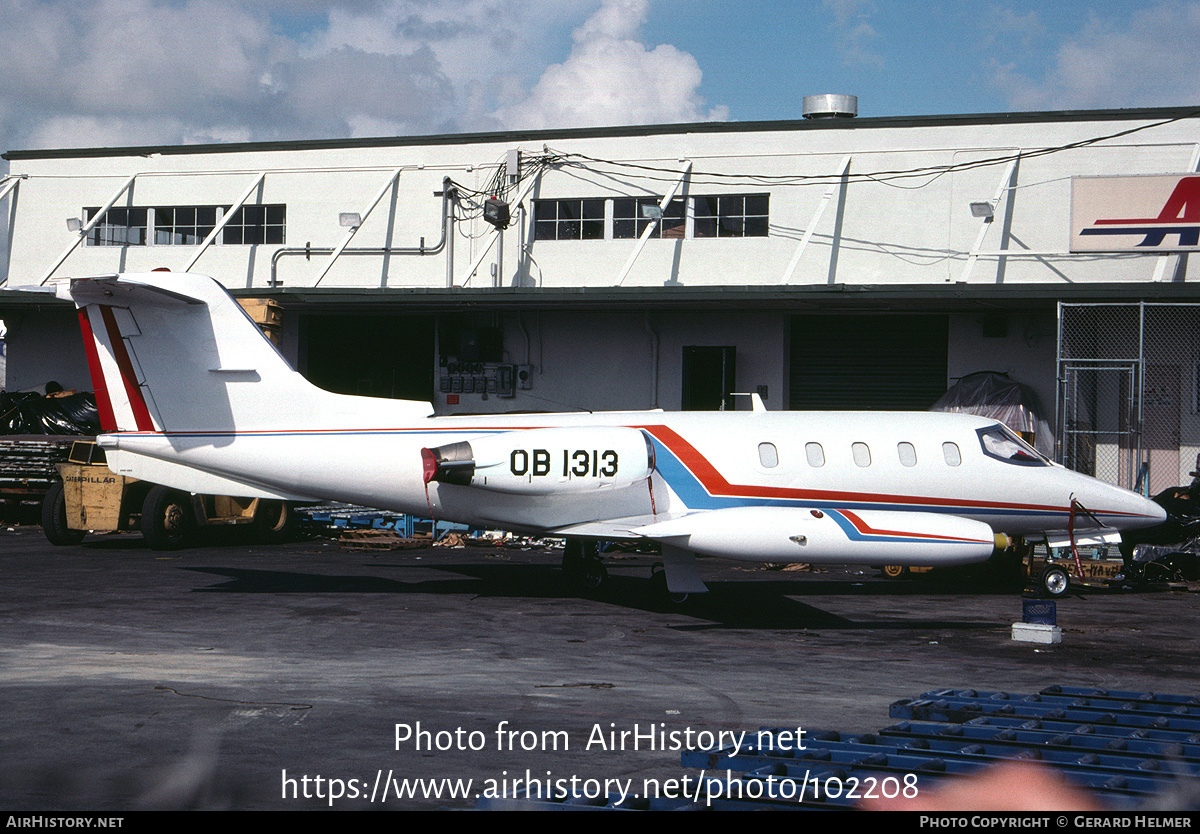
[549,513,691,540]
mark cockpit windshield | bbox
[977,424,1049,466]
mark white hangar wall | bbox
[5,109,1199,291]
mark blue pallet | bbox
[477,686,1200,811]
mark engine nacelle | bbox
[635,506,998,566]
[421,427,655,495]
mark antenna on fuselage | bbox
[731,392,766,413]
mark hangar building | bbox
[2,102,1198,493]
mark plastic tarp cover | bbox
[0,390,100,435]
[930,372,1054,456]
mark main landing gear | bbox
[562,538,608,592]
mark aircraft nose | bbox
[1104,486,1166,530]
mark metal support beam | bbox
[183,172,266,272]
[463,171,541,287]
[959,156,1019,283]
[39,173,138,285]
[0,175,22,205]
[314,168,403,286]
[1153,143,1200,282]
[781,155,851,284]
[615,160,692,286]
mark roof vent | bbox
[802,94,858,119]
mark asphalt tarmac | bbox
[2,525,1198,811]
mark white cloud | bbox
[822,0,883,68]
[494,0,727,129]
[993,1,1200,109]
[0,0,724,152]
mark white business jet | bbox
[59,272,1165,597]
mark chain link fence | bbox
[1058,303,1200,493]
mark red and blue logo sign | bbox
[1073,174,1200,251]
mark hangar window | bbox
[852,442,871,467]
[805,442,825,467]
[693,194,769,238]
[85,204,286,246]
[897,442,917,467]
[614,197,685,239]
[758,442,778,468]
[533,199,604,240]
[222,204,286,245]
[942,442,962,466]
[155,206,221,245]
[85,207,147,246]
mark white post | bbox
[959,157,1019,283]
[183,172,267,272]
[615,161,692,286]
[314,168,403,286]
[39,173,138,285]
[781,156,851,284]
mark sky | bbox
[0,0,1197,157]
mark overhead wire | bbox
[545,110,1200,191]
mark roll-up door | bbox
[789,315,948,410]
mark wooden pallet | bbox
[339,529,429,551]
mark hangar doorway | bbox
[682,346,736,410]
[789,315,948,410]
[302,315,435,401]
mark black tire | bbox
[563,538,607,593]
[252,500,297,544]
[141,485,194,550]
[1039,564,1070,598]
[881,564,910,580]
[41,482,86,546]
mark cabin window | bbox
[758,442,778,468]
[942,442,962,466]
[977,424,1048,466]
[805,442,825,467]
[897,442,917,467]
[852,442,871,467]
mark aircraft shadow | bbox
[179,563,1008,631]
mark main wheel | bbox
[41,482,85,546]
[563,538,607,593]
[881,564,910,580]
[1039,564,1070,598]
[252,500,298,544]
[141,485,195,550]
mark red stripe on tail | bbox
[98,305,155,431]
[77,308,118,432]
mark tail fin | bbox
[65,272,431,434]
